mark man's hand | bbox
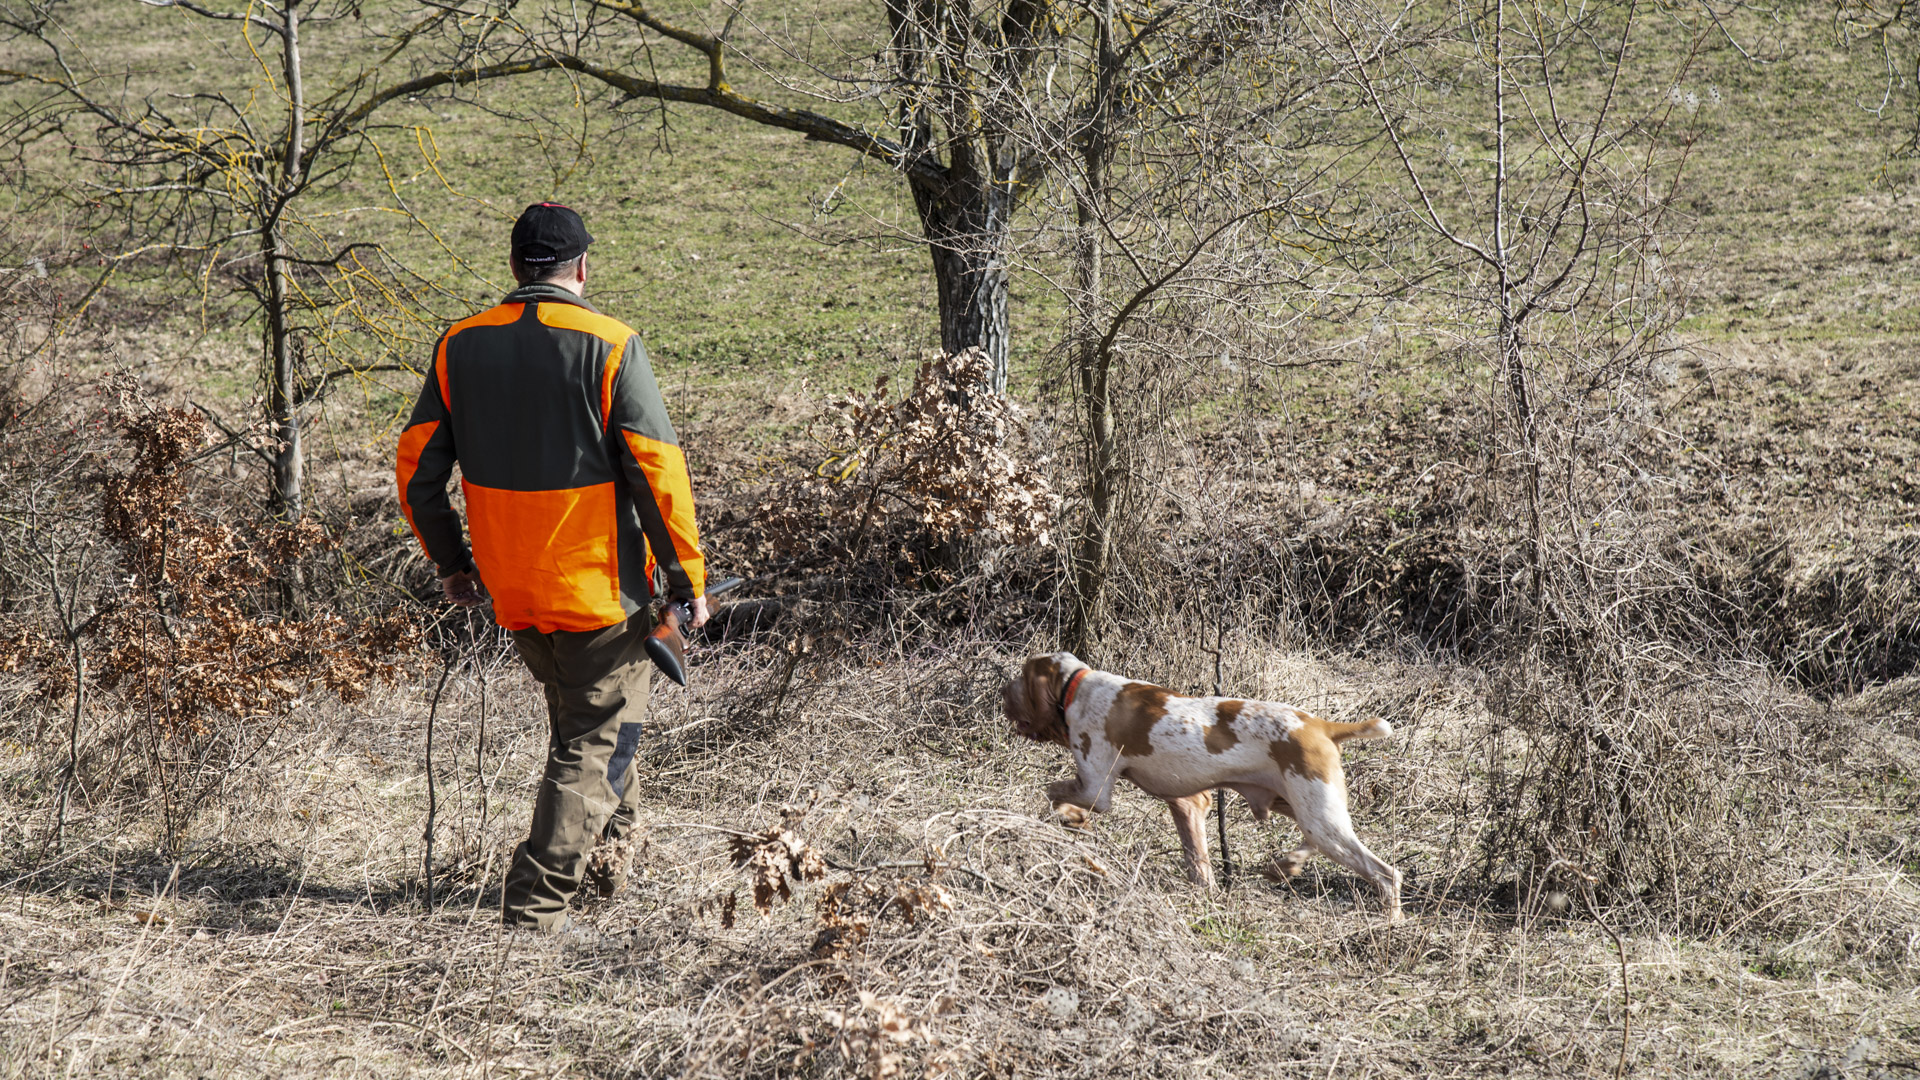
[441,568,485,608]
[688,594,710,629]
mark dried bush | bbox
[0,391,419,850]
[92,403,417,727]
[1476,644,1801,930]
[745,348,1058,585]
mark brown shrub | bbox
[88,402,416,735]
[744,348,1058,582]
[0,388,420,850]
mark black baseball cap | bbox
[511,202,594,264]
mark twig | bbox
[422,655,453,910]
[820,857,1002,893]
[187,400,275,466]
[54,637,84,854]
[0,839,111,891]
[643,822,762,839]
[474,617,489,837]
[768,644,804,727]
[1584,885,1631,1080]
[1207,619,1231,888]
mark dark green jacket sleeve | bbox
[396,353,472,576]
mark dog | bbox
[1004,651,1403,922]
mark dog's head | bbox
[1003,652,1082,746]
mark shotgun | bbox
[645,576,745,686]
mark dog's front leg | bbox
[1049,741,1123,818]
[1167,793,1216,889]
[1076,744,1126,814]
[1045,776,1093,828]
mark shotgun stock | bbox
[644,576,744,686]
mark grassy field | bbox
[4,0,1920,1077]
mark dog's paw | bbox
[1052,804,1092,830]
[1260,848,1309,882]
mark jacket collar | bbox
[502,282,600,313]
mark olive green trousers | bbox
[502,615,650,930]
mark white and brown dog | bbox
[1005,652,1403,922]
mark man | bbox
[396,202,708,931]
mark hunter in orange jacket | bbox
[395,202,707,931]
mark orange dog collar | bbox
[1061,668,1089,714]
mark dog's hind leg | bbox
[1283,773,1403,923]
[1167,793,1216,889]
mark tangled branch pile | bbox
[747,349,1058,579]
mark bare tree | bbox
[1,0,562,518]
[1330,0,1699,599]
[1332,0,1729,911]
[404,0,1103,393]
[979,0,1385,649]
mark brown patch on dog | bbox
[1105,683,1169,758]
[1205,700,1243,754]
[1004,656,1070,746]
[1267,711,1340,782]
[1077,731,1092,757]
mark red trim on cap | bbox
[1061,668,1090,714]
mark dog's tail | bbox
[1322,716,1394,744]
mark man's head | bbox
[510,202,594,292]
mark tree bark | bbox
[1065,0,1118,655]
[910,176,1012,394]
[1065,217,1112,655]
[265,235,301,520]
[267,0,304,519]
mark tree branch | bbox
[546,52,953,192]
[135,0,284,37]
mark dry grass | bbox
[2,626,1916,1078]
[5,9,1920,1064]
[4,259,1919,1078]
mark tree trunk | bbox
[1501,314,1544,602]
[1490,0,1542,602]
[1065,0,1118,656]
[1065,219,1112,656]
[265,240,302,520]
[909,173,1011,394]
[267,0,305,520]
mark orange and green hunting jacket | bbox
[395,282,706,633]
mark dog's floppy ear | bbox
[1004,655,1069,745]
